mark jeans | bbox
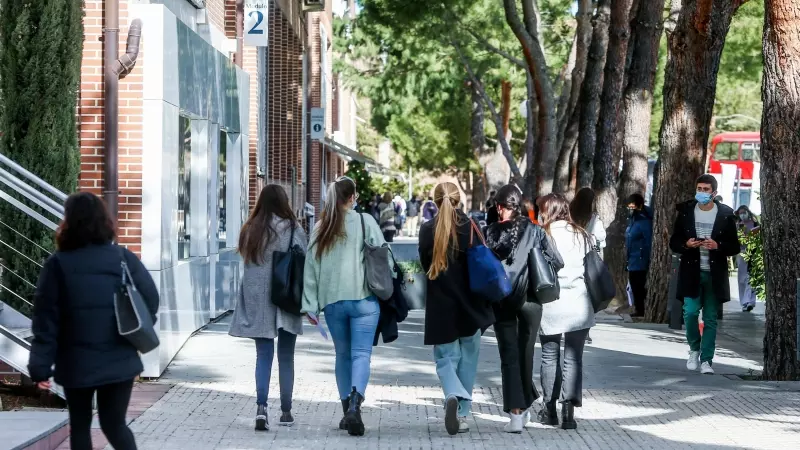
[254,328,297,411]
[540,328,590,407]
[629,270,648,316]
[64,379,137,450]
[684,272,719,363]
[324,297,380,399]
[494,302,542,413]
[433,330,481,417]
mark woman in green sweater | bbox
[301,176,387,437]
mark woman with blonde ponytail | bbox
[301,176,387,437]
[418,182,495,436]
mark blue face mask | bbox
[695,192,713,205]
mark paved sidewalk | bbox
[123,306,800,450]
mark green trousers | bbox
[683,272,719,363]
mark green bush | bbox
[397,260,425,275]
[739,227,765,301]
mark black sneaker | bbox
[255,405,269,431]
[279,411,295,427]
[444,395,459,436]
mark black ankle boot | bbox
[339,399,350,430]
[561,402,577,430]
[344,387,365,436]
[538,402,559,426]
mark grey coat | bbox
[229,218,308,339]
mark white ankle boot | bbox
[504,412,524,434]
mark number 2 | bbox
[248,11,264,35]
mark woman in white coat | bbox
[536,194,595,431]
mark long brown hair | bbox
[238,185,297,265]
[428,182,462,280]
[314,176,356,260]
[569,187,595,228]
[540,193,588,239]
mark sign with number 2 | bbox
[244,1,269,47]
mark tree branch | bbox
[464,27,527,69]
[451,38,523,180]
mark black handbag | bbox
[528,247,560,304]
[584,238,616,312]
[271,224,305,315]
[114,247,160,354]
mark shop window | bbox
[713,142,739,161]
[178,116,192,260]
[218,130,227,249]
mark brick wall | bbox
[79,0,144,255]
[206,0,226,31]
[307,6,333,213]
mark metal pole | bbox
[408,167,412,199]
[103,0,120,223]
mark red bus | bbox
[707,131,760,181]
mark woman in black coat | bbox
[419,182,495,436]
[28,192,159,450]
[484,185,551,433]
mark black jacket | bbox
[419,212,495,346]
[28,244,160,388]
[373,272,410,345]
[485,217,552,322]
[669,200,740,303]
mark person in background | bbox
[570,187,607,252]
[393,193,407,237]
[625,193,653,318]
[536,194,595,431]
[670,174,740,375]
[485,185,551,433]
[229,185,307,430]
[378,192,397,242]
[422,196,438,224]
[406,194,421,238]
[485,190,499,226]
[302,176,387,437]
[370,194,381,222]
[735,205,759,312]
[419,182,495,436]
[29,192,160,450]
[569,187,606,344]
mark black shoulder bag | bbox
[114,246,160,354]
[271,224,306,315]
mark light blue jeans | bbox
[433,330,481,417]
[323,297,380,400]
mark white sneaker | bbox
[458,417,470,433]
[701,361,715,375]
[687,351,700,371]
[504,412,524,434]
[522,409,531,427]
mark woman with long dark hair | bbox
[419,182,495,436]
[485,185,554,433]
[536,193,595,431]
[28,192,160,450]
[229,185,307,430]
[301,176,387,437]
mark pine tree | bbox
[0,0,84,313]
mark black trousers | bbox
[64,379,137,450]
[494,302,542,413]
[383,230,395,242]
[540,328,590,407]
[629,270,648,316]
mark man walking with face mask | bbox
[669,175,740,375]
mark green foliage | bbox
[397,259,424,275]
[345,161,373,202]
[0,0,84,312]
[650,0,764,154]
[740,227,766,301]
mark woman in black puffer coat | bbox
[485,184,555,433]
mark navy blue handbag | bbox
[466,220,511,303]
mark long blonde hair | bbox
[314,177,356,260]
[428,182,461,280]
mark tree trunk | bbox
[645,0,746,323]
[556,0,593,153]
[761,0,800,381]
[593,0,638,225]
[471,87,489,211]
[577,0,612,189]
[524,71,538,198]
[553,108,579,194]
[504,0,558,195]
[604,0,664,308]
